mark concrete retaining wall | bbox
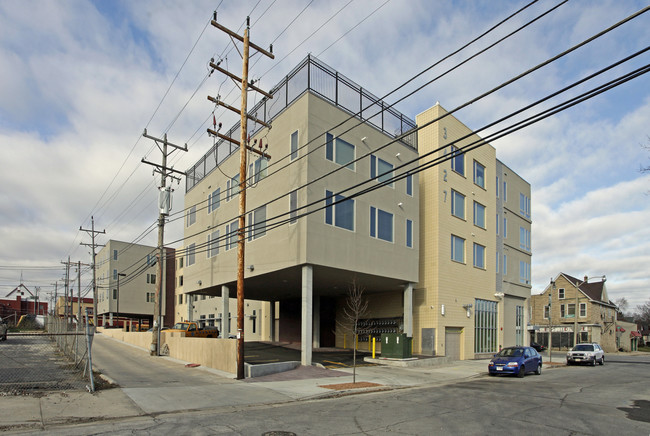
[98,328,237,374]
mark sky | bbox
[0,0,649,312]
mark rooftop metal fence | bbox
[186,55,417,192]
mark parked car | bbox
[530,342,546,352]
[0,317,7,341]
[488,346,542,378]
[566,343,604,366]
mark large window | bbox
[227,174,239,201]
[208,230,219,258]
[451,234,465,263]
[503,217,507,238]
[451,145,464,176]
[558,288,565,299]
[370,207,393,242]
[185,243,196,266]
[248,206,266,240]
[208,188,220,214]
[519,227,531,251]
[474,161,485,189]
[520,193,531,219]
[326,133,355,170]
[473,243,486,269]
[503,254,507,275]
[325,190,354,231]
[473,201,485,228]
[579,303,587,317]
[113,249,118,260]
[226,220,238,250]
[186,205,196,227]
[451,190,465,219]
[370,155,394,187]
[519,261,530,284]
[475,299,498,353]
[290,130,298,160]
[406,174,413,196]
[249,157,268,183]
[406,219,413,248]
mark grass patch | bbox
[636,346,650,353]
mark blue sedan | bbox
[488,346,542,378]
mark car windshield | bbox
[573,344,594,351]
[171,323,189,330]
[497,348,523,357]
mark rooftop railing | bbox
[187,54,417,192]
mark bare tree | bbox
[641,136,650,173]
[338,278,369,384]
[615,297,629,318]
[635,299,650,326]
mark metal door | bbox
[445,327,462,360]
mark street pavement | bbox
[0,333,563,433]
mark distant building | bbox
[1,284,48,324]
[530,273,617,352]
[96,240,175,328]
[54,296,94,322]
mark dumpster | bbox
[380,333,412,358]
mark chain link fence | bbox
[0,313,95,395]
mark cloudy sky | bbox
[1,1,648,311]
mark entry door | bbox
[445,327,463,360]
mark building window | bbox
[208,188,221,214]
[369,207,393,242]
[475,299,497,353]
[370,155,394,187]
[113,249,118,260]
[503,254,507,275]
[248,206,267,241]
[179,275,183,287]
[519,193,531,219]
[503,217,507,238]
[227,174,240,201]
[113,289,117,299]
[496,251,499,273]
[544,305,549,319]
[147,253,156,266]
[406,219,413,248]
[496,214,499,235]
[326,133,355,170]
[187,205,196,227]
[516,305,524,346]
[178,257,183,269]
[473,201,486,229]
[249,157,268,183]
[113,269,117,280]
[178,295,183,305]
[519,227,531,252]
[579,303,587,317]
[451,234,465,263]
[451,145,464,176]
[567,303,576,318]
[146,292,155,303]
[560,304,566,318]
[290,191,298,224]
[325,190,354,231]
[473,243,486,269]
[406,174,413,196]
[519,261,530,284]
[451,189,465,219]
[473,161,485,189]
[186,243,196,266]
[558,288,565,299]
[226,220,238,250]
[496,176,499,198]
[208,230,219,258]
[147,273,156,284]
[290,130,299,160]
[503,181,507,202]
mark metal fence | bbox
[0,314,95,395]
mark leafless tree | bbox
[337,278,369,384]
[641,136,650,173]
[615,297,630,318]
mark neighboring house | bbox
[616,320,639,351]
[1,284,48,323]
[180,55,531,362]
[96,240,175,328]
[530,273,618,352]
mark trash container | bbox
[380,333,412,358]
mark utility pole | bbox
[62,257,70,324]
[80,216,105,326]
[209,13,274,380]
[142,130,187,356]
[77,261,82,325]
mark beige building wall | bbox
[416,103,528,359]
[96,240,163,323]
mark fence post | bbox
[84,308,95,393]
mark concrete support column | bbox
[269,301,276,342]
[404,283,414,337]
[313,295,321,349]
[109,312,113,327]
[301,265,313,366]
[222,286,229,338]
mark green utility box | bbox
[380,333,413,358]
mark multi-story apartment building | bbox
[530,273,617,352]
[182,55,420,364]
[96,240,175,328]
[414,104,532,359]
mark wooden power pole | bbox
[208,13,274,380]
[80,216,105,326]
[142,131,187,356]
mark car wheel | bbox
[599,356,605,366]
[535,363,542,375]
[517,365,526,378]
[591,358,596,366]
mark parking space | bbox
[244,342,376,368]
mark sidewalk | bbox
[0,337,491,433]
